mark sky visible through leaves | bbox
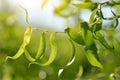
[1,0,114,31]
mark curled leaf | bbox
[5,5,33,61]
[24,49,36,62]
[19,6,29,24]
[23,26,32,45]
[40,32,57,66]
[35,32,46,60]
[58,40,76,79]
[5,45,25,60]
[29,32,57,66]
[6,26,33,60]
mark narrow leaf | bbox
[89,9,98,24]
[54,9,77,18]
[29,32,57,66]
[80,22,94,48]
[35,32,46,60]
[24,49,36,62]
[75,65,83,79]
[65,40,76,67]
[54,0,70,13]
[90,21,102,32]
[23,26,32,45]
[58,40,76,79]
[86,50,103,69]
[94,32,113,49]
[111,9,119,29]
[73,2,97,10]
[40,32,57,66]
[19,6,29,24]
[113,18,118,29]
[5,26,33,61]
[5,44,25,60]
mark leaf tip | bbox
[5,56,12,63]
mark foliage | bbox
[1,0,120,80]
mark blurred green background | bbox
[1,0,120,80]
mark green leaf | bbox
[73,2,97,10]
[64,27,85,45]
[80,22,89,32]
[5,6,33,61]
[80,22,95,48]
[80,22,102,69]
[113,18,118,29]
[84,30,94,49]
[94,32,114,49]
[29,32,57,66]
[89,8,102,32]
[5,26,33,60]
[58,40,76,79]
[24,49,36,62]
[89,9,98,24]
[23,26,32,45]
[40,32,57,66]
[41,0,49,8]
[54,0,70,13]
[111,9,119,29]
[5,44,25,61]
[64,20,85,45]
[75,65,83,79]
[86,50,103,69]
[54,9,77,18]
[90,22,102,32]
[35,32,46,60]
[66,40,76,67]
[19,6,29,24]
